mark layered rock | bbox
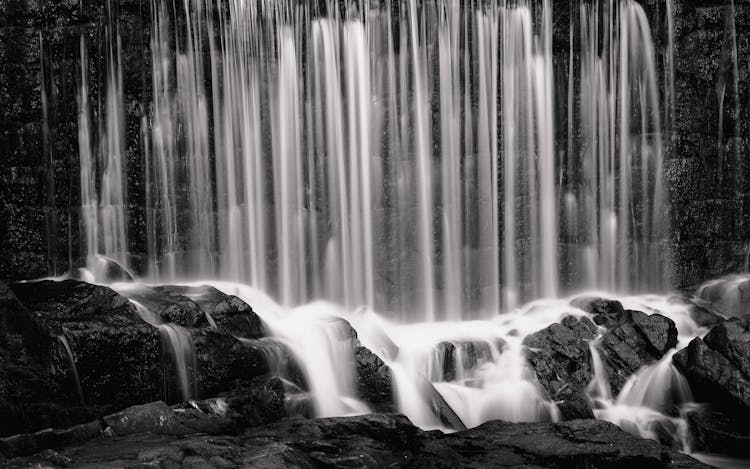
[598,310,679,394]
[523,315,598,419]
[3,413,708,468]
[673,318,750,455]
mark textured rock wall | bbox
[667,0,750,287]
[0,0,748,288]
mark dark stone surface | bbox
[571,296,626,329]
[523,315,598,420]
[673,336,750,416]
[685,406,750,457]
[3,414,709,468]
[0,279,159,437]
[157,284,265,339]
[354,345,393,413]
[598,311,679,394]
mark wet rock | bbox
[695,276,750,319]
[702,318,750,378]
[685,406,750,457]
[435,341,457,381]
[354,345,393,412]
[434,339,499,382]
[157,285,264,339]
[103,400,236,437]
[327,317,395,411]
[570,296,624,329]
[437,418,708,469]
[0,280,159,436]
[522,315,598,419]
[4,414,708,468]
[669,293,725,328]
[416,376,467,431]
[673,337,750,416]
[193,332,271,399]
[598,311,679,394]
[220,375,286,427]
[126,285,207,328]
[0,420,101,458]
[81,255,134,282]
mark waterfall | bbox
[80,0,672,321]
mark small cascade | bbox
[57,335,85,405]
[201,282,370,418]
[588,333,695,451]
[130,299,197,402]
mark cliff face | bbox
[668,0,750,287]
[0,0,748,289]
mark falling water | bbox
[57,335,85,405]
[130,299,197,402]
[72,0,691,454]
[78,0,128,272]
[572,0,668,292]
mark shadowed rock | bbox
[598,311,679,394]
[523,315,598,419]
[4,414,708,468]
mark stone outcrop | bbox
[598,310,679,394]
[3,413,708,468]
[523,315,598,419]
[673,318,750,455]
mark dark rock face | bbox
[156,285,265,339]
[685,406,750,457]
[3,414,709,468]
[523,315,598,419]
[673,319,750,419]
[672,320,750,457]
[571,296,625,329]
[354,345,393,412]
[0,279,161,436]
[598,311,679,394]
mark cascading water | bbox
[72,0,713,460]
[76,0,669,321]
[129,298,198,402]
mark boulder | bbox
[598,311,679,394]
[121,285,207,327]
[416,376,467,431]
[157,285,264,339]
[220,375,286,427]
[192,332,272,399]
[522,315,598,419]
[0,280,160,436]
[695,275,750,319]
[673,337,750,416]
[702,318,750,378]
[102,400,235,437]
[570,296,625,329]
[326,317,396,411]
[354,345,393,412]
[685,406,750,457]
